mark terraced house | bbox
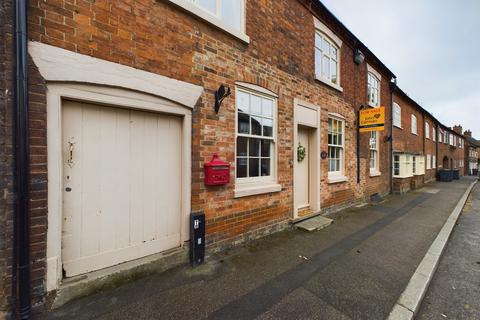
[0,0,474,317]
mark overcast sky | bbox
[320,0,480,137]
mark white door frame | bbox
[293,99,321,219]
[46,83,192,291]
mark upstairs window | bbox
[411,115,417,135]
[425,122,430,139]
[393,103,402,128]
[367,72,380,107]
[369,131,380,174]
[432,128,436,142]
[191,0,244,32]
[315,32,339,85]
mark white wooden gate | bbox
[62,100,182,276]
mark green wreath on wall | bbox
[297,143,306,162]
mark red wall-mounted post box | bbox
[204,154,230,186]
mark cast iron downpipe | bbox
[13,0,31,318]
[390,77,397,194]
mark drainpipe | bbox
[13,0,31,318]
[389,77,397,194]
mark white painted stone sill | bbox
[327,174,348,184]
[315,75,344,92]
[369,170,382,177]
[166,0,250,44]
[234,183,282,198]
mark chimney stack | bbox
[453,125,463,134]
[464,130,472,137]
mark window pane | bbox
[330,46,337,58]
[261,139,271,157]
[322,37,330,52]
[250,95,262,115]
[263,118,273,137]
[315,33,322,49]
[249,138,260,157]
[238,113,250,134]
[251,116,262,135]
[236,158,247,178]
[221,0,242,31]
[237,137,248,156]
[196,0,216,14]
[330,59,337,84]
[249,158,260,177]
[315,49,322,76]
[261,159,270,176]
[262,99,273,117]
[322,55,330,78]
[237,90,249,113]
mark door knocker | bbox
[67,137,76,168]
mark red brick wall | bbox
[0,0,14,313]
[393,93,424,154]
[0,0,397,310]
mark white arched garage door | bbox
[62,100,183,277]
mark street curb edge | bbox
[386,180,478,320]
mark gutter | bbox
[13,0,31,318]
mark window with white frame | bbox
[369,131,379,174]
[393,103,402,128]
[236,88,276,183]
[315,32,339,85]
[189,0,245,33]
[393,155,400,176]
[432,127,436,142]
[367,72,380,107]
[412,156,417,174]
[425,122,430,139]
[433,155,436,168]
[426,154,431,170]
[328,116,345,177]
[449,134,454,146]
[411,115,417,134]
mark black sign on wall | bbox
[190,211,206,266]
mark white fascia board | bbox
[29,41,203,109]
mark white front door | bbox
[62,100,183,277]
[295,126,310,210]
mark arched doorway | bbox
[443,156,449,169]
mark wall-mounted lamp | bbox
[354,49,365,65]
[214,85,231,114]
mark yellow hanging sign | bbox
[359,107,385,132]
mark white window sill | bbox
[393,175,414,179]
[414,172,424,176]
[166,0,250,44]
[328,174,348,184]
[368,102,380,108]
[412,132,418,136]
[315,75,344,92]
[234,183,282,198]
[369,170,382,177]
[394,125,403,129]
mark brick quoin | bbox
[0,0,468,314]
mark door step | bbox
[295,215,333,232]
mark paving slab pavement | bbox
[35,178,476,320]
[416,182,480,320]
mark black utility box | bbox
[438,169,453,182]
[453,169,460,180]
[190,211,205,266]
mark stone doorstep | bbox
[295,215,334,232]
